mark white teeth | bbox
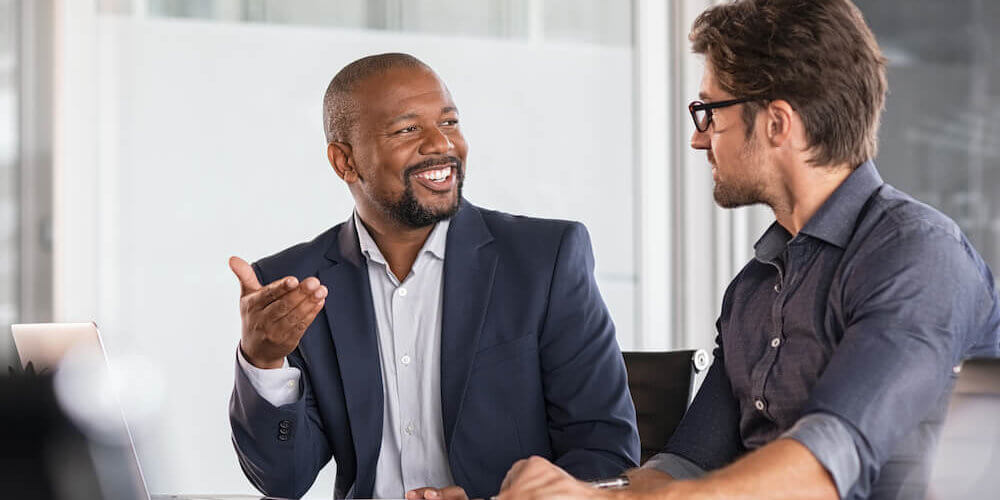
[418,167,451,182]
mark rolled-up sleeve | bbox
[782,412,860,498]
[642,452,707,479]
[802,224,996,497]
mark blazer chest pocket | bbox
[472,334,538,370]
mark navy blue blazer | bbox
[229,200,639,499]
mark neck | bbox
[356,208,434,282]
[769,161,853,235]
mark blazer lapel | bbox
[319,215,382,498]
[440,201,498,450]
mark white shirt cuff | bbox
[236,348,302,407]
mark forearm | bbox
[688,439,837,500]
[611,439,836,500]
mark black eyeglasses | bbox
[688,97,762,132]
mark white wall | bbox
[55,13,635,497]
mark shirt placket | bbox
[747,253,786,419]
[751,241,817,420]
[392,270,422,491]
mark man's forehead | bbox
[357,67,447,100]
[356,69,454,114]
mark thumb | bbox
[229,256,261,296]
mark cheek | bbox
[450,133,469,159]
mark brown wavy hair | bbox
[690,0,888,168]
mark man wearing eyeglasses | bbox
[494,0,1000,499]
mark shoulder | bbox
[468,203,592,258]
[846,184,994,289]
[851,184,978,261]
[859,184,971,245]
[474,204,584,240]
[253,223,345,283]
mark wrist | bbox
[240,342,284,370]
[660,479,717,500]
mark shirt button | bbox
[405,423,415,435]
[754,399,766,411]
[770,337,781,348]
[397,287,408,297]
[400,355,411,366]
[286,380,296,388]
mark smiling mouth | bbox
[410,164,457,192]
[414,165,453,182]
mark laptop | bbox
[11,322,152,500]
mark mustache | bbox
[403,156,463,177]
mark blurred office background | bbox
[0,0,996,497]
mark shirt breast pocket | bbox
[472,334,538,371]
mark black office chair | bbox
[623,349,710,463]
[926,358,1000,499]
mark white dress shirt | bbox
[238,212,454,498]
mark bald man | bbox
[228,53,639,500]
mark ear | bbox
[764,99,795,148]
[328,142,359,183]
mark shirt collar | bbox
[798,160,884,249]
[753,160,884,263]
[753,222,793,264]
[353,211,449,267]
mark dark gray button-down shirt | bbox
[662,161,1000,499]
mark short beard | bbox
[384,157,464,228]
[712,135,767,209]
[713,177,764,209]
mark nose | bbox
[690,128,711,150]
[419,126,453,156]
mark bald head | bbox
[323,53,432,144]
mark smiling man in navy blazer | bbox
[227,53,639,500]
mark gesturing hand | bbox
[229,256,327,369]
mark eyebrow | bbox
[698,91,712,101]
[386,106,459,127]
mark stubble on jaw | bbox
[712,135,768,209]
[379,164,465,228]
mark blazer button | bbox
[278,434,289,441]
[279,427,290,435]
[279,420,291,429]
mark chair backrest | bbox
[623,350,709,463]
[926,358,1000,499]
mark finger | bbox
[274,296,325,341]
[229,256,262,296]
[243,275,300,312]
[501,458,557,496]
[261,279,326,325]
[406,487,436,499]
[260,285,312,325]
[439,486,468,500]
[500,459,528,492]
